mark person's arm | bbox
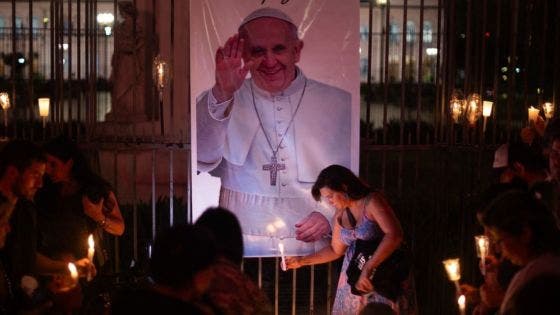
[35,253,95,277]
[355,192,403,292]
[287,217,347,268]
[82,191,124,236]
[197,34,256,172]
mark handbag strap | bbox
[345,208,357,228]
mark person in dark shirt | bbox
[112,224,218,315]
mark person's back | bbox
[195,207,272,315]
[112,287,209,315]
[503,273,560,315]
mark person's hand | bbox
[459,283,480,304]
[285,256,303,269]
[480,270,505,309]
[295,212,331,242]
[482,254,499,274]
[535,115,546,136]
[520,126,536,145]
[82,195,104,222]
[212,34,255,102]
[354,268,374,294]
[74,257,97,279]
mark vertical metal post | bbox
[151,149,156,241]
[169,149,174,226]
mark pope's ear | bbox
[294,40,304,62]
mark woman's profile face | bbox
[489,227,531,266]
[45,154,73,183]
[319,187,348,210]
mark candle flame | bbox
[68,262,78,280]
[458,294,466,310]
[88,234,94,249]
[443,258,461,281]
[0,92,9,110]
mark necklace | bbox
[250,78,307,186]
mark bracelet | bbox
[98,216,108,228]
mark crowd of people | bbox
[2,133,560,315]
[457,118,560,315]
[0,135,410,314]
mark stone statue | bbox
[107,1,146,122]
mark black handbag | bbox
[346,237,410,301]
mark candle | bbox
[87,234,95,262]
[543,102,554,119]
[87,234,94,281]
[0,92,10,110]
[443,258,461,281]
[157,63,164,88]
[528,106,540,125]
[68,262,78,285]
[458,294,466,315]
[451,100,463,123]
[475,235,490,275]
[443,258,461,293]
[278,242,287,271]
[467,100,478,124]
[482,101,493,117]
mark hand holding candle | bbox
[443,258,461,293]
[543,102,554,120]
[528,106,540,126]
[68,262,79,289]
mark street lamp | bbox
[97,13,114,78]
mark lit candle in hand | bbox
[87,234,94,281]
[68,262,78,286]
[278,242,287,271]
[443,258,461,293]
[528,106,540,125]
[475,235,490,275]
[87,234,95,262]
[458,294,466,315]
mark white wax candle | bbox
[458,294,466,315]
[68,262,78,281]
[278,242,287,271]
[528,106,540,124]
[443,258,461,282]
[87,234,95,262]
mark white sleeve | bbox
[196,90,233,172]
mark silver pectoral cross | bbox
[262,155,286,186]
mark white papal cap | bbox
[239,7,296,28]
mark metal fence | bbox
[2,0,560,314]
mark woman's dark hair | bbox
[43,136,111,202]
[195,207,243,266]
[481,190,560,255]
[311,165,372,202]
[150,224,217,289]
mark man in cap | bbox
[196,7,352,256]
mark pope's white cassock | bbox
[197,68,351,257]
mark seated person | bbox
[36,136,124,269]
[112,224,218,315]
[195,207,272,315]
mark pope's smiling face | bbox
[241,17,303,94]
